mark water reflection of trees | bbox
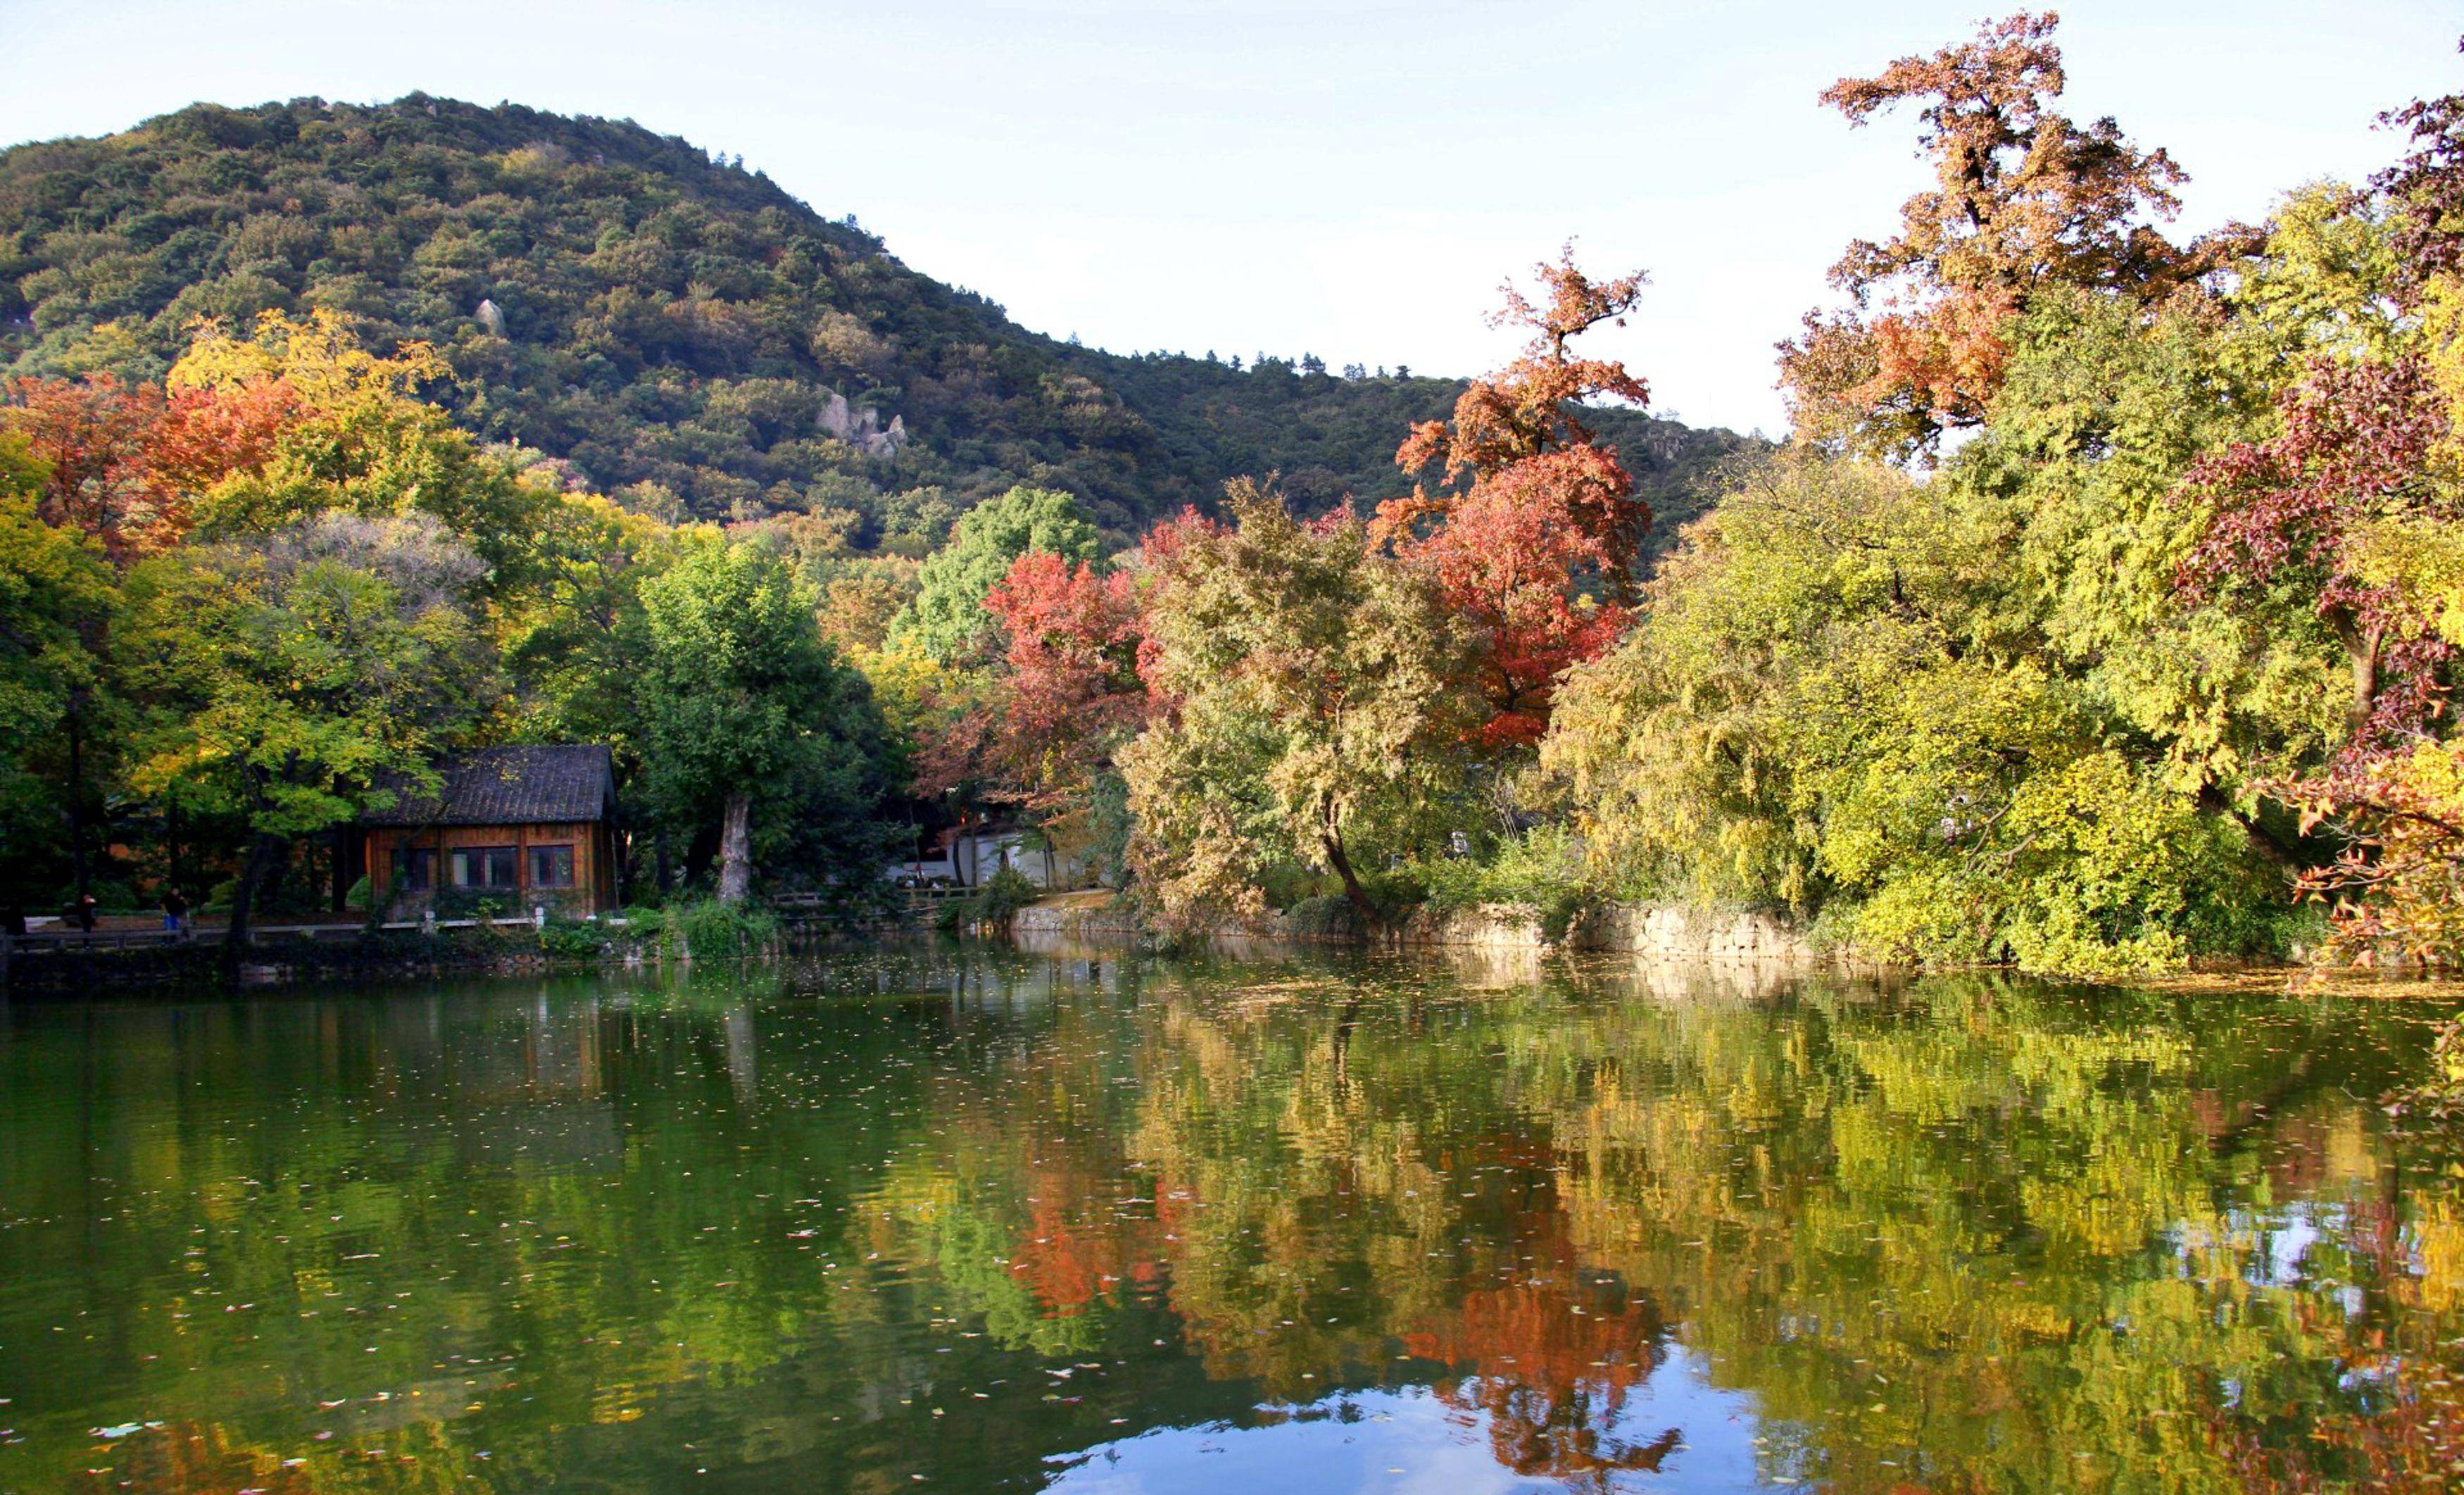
[5,956,2460,1494]
[894,961,2460,1494]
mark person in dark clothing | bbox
[74,894,97,933]
[162,888,189,934]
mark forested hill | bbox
[0,95,1753,547]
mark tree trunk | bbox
[330,825,351,914]
[654,827,671,895]
[220,832,283,986]
[166,801,184,908]
[2330,611,2384,733]
[2352,624,2383,732]
[1320,820,1377,934]
[65,700,89,905]
[2197,784,2308,877]
[717,792,753,905]
[610,822,627,909]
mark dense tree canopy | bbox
[1122,482,1460,927]
[904,484,1104,665]
[1545,15,2464,972]
[0,310,910,949]
[1545,452,2288,972]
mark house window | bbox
[451,846,517,888]
[394,846,436,891]
[529,844,575,889]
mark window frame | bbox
[529,843,576,889]
[394,846,436,892]
[450,845,520,889]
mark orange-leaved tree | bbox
[1380,248,1650,751]
[1778,11,2228,458]
[980,549,1150,816]
[3,373,299,563]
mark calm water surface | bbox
[1,947,2459,1494]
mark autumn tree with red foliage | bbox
[1380,249,1651,751]
[4,373,299,563]
[981,549,1150,812]
[1778,11,2228,458]
[2375,38,2464,294]
[2179,353,2456,751]
[2172,56,2464,963]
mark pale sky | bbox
[0,0,2455,434]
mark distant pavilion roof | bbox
[362,745,615,826]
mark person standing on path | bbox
[162,887,188,934]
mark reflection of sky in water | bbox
[2175,1202,2403,1322]
[2167,1205,2355,1293]
[2252,1209,2325,1289]
[1048,1347,1785,1494]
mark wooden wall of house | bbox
[366,820,615,915]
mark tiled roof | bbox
[363,745,614,826]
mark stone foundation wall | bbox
[1399,901,1820,962]
[1013,893,1823,964]
[1012,896,1143,940]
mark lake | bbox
[1,947,2459,1494]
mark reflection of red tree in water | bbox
[1005,1157,1168,1313]
[993,1110,1690,1485]
[1404,1274,1678,1484]
[70,1421,316,1495]
[1401,1144,1680,1485]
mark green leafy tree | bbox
[1121,481,1460,927]
[118,513,493,975]
[495,494,686,830]
[1547,452,2288,973]
[0,434,115,926]
[637,539,895,903]
[905,484,1103,664]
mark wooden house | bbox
[363,746,620,918]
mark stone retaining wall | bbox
[1401,901,1818,961]
[1014,894,1822,963]
[1011,897,1143,940]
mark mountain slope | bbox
[0,96,1754,546]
